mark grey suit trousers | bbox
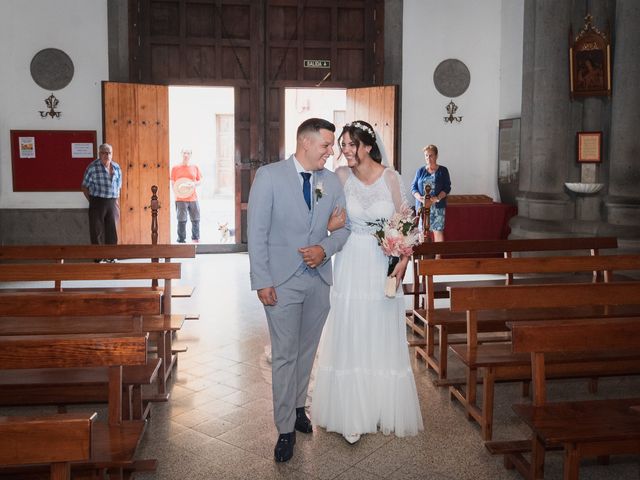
[264,268,330,433]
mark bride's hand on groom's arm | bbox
[327,207,346,232]
[298,245,326,268]
[391,256,410,289]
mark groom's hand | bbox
[298,245,326,268]
[257,287,277,306]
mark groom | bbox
[248,118,350,462]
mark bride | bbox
[312,120,423,444]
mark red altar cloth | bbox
[443,202,517,241]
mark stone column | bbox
[571,1,615,223]
[512,0,575,238]
[604,0,640,247]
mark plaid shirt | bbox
[82,159,122,198]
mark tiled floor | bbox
[134,254,640,479]
[3,253,640,479]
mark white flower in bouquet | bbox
[366,204,421,297]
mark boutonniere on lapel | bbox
[314,181,324,204]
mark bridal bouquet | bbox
[367,205,421,298]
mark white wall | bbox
[0,0,108,209]
[0,0,524,209]
[401,0,523,202]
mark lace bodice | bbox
[338,167,408,235]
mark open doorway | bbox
[284,88,346,169]
[168,86,235,247]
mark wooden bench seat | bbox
[0,333,155,478]
[496,317,640,480]
[414,254,640,381]
[0,359,163,420]
[450,341,640,441]
[0,412,95,480]
[0,262,181,313]
[414,303,640,344]
[405,236,619,345]
[0,314,185,336]
[0,314,184,417]
[0,422,157,479]
[0,290,161,317]
[0,262,186,394]
[0,244,197,298]
[512,398,640,478]
[446,281,640,441]
[0,244,196,262]
[404,236,617,313]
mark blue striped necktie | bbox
[301,172,311,210]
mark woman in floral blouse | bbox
[410,144,451,242]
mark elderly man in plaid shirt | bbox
[81,143,122,248]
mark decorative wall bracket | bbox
[39,93,62,119]
[444,100,462,124]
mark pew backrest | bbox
[509,316,640,406]
[509,317,640,355]
[0,333,147,369]
[449,281,640,313]
[0,244,196,262]
[0,262,181,284]
[0,333,147,425]
[0,412,95,467]
[412,236,618,258]
[418,255,640,311]
[408,237,619,312]
[0,291,161,316]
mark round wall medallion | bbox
[433,59,470,98]
[30,48,74,91]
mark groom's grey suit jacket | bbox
[248,156,350,290]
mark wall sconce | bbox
[443,100,462,124]
[39,93,62,119]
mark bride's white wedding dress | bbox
[312,167,423,438]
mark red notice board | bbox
[10,130,97,191]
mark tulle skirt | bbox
[312,232,424,437]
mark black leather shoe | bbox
[295,407,313,433]
[274,432,295,462]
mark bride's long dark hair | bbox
[338,120,382,164]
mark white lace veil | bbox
[374,129,391,169]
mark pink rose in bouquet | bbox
[367,205,421,297]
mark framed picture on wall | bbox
[577,131,602,163]
[570,15,611,98]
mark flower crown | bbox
[345,122,376,140]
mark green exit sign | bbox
[303,59,330,68]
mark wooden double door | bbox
[103,82,397,245]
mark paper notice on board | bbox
[72,143,94,158]
[19,137,36,158]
